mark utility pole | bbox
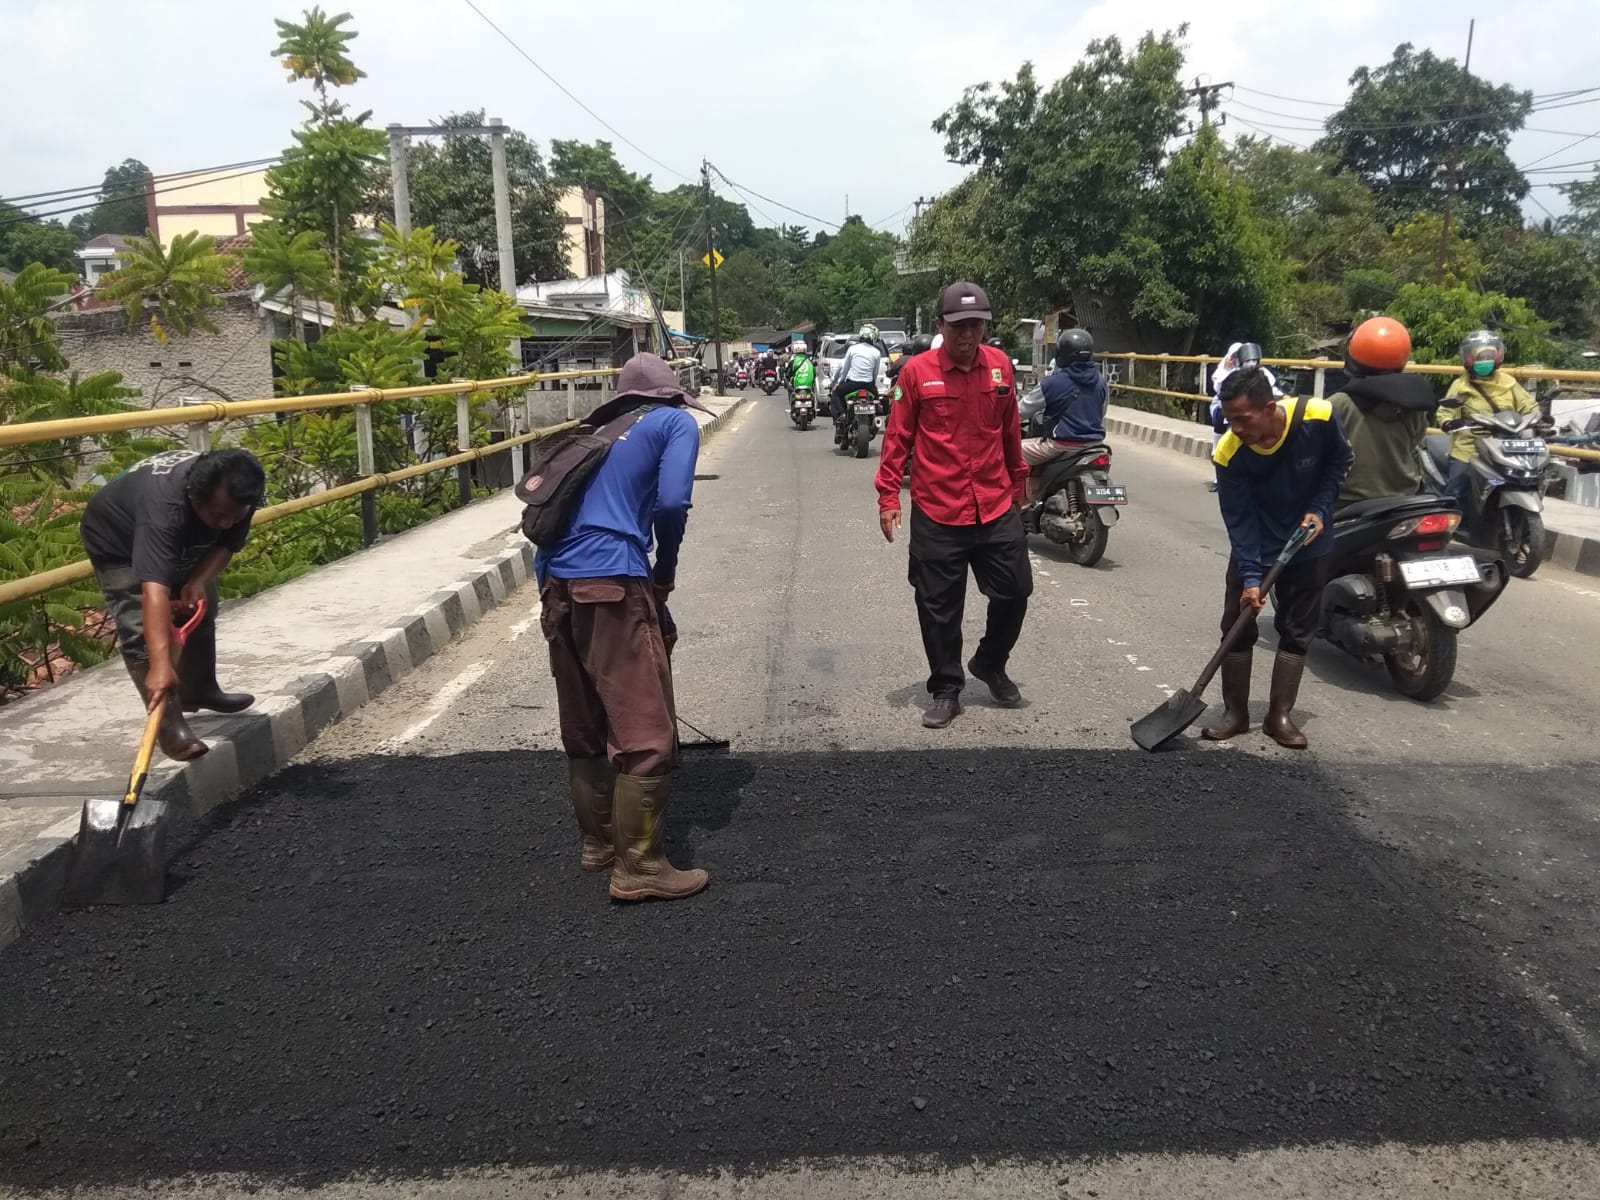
[488,117,523,373]
[702,160,726,396]
[1438,19,1476,284]
[386,124,412,237]
[1184,79,1233,130]
[678,247,686,322]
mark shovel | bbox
[63,599,207,907]
[1131,525,1313,752]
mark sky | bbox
[3,0,1598,238]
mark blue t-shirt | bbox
[537,405,700,582]
[1213,396,1353,588]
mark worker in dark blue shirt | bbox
[537,353,709,903]
[1204,367,1353,750]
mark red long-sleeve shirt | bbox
[875,343,1027,525]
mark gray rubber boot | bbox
[568,756,616,873]
[608,773,708,902]
[1201,652,1253,741]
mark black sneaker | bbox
[922,695,962,729]
[968,658,1022,707]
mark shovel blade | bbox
[1130,689,1208,752]
[61,796,170,907]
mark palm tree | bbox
[244,223,334,342]
[272,7,365,119]
[98,231,233,344]
[0,262,74,374]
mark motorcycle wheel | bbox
[1383,602,1458,701]
[1499,508,1544,579]
[1067,516,1110,567]
[853,422,871,459]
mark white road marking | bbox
[375,662,491,751]
[507,604,542,641]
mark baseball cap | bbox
[938,281,992,322]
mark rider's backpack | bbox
[514,404,652,548]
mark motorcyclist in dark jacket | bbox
[1326,316,1439,509]
[1021,328,1108,501]
[888,332,936,386]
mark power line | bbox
[0,162,283,230]
[456,0,693,185]
[1,157,281,210]
[706,165,841,231]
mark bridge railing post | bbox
[1313,362,1327,399]
[566,378,577,420]
[522,390,537,478]
[181,396,211,453]
[454,381,473,509]
[350,384,378,547]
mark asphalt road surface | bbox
[3,397,1599,1198]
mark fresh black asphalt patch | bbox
[1,748,1595,1189]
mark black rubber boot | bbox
[177,617,254,714]
[1263,651,1309,749]
[1201,652,1253,741]
[126,660,208,762]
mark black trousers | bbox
[1220,554,1331,657]
[831,380,877,422]
[908,505,1033,697]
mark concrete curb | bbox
[0,395,751,949]
[1107,407,1600,580]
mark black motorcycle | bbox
[1018,388,1126,566]
[759,367,780,396]
[835,385,881,459]
[1319,495,1508,700]
[789,386,816,430]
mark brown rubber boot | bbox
[126,661,208,762]
[609,773,708,902]
[568,756,616,873]
[1263,651,1309,750]
[177,617,254,714]
[1201,652,1253,741]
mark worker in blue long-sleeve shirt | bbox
[1204,367,1353,751]
[535,353,709,903]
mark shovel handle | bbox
[171,597,207,647]
[1185,523,1315,695]
[123,703,164,808]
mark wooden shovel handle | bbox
[122,703,164,808]
[1186,524,1315,694]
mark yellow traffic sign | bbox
[701,249,724,269]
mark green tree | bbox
[98,230,234,342]
[0,205,82,275]
[67,159,152,239]
[933,31,1189,315]
[1479,228,1600,342]
[0,263,73,373]
[243,223,334,342]
[264,7,384,318]
[1315,43,1532,232]
[373,111,567,291]
[1558,167,1600,252]
[1386,281,1558,365]
[716,250,781,326]
[1379,211,1480,288]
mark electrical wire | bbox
[1,157,281,210]
[0,162,283,229]
[707,165,841,231]
[457,0,693,185]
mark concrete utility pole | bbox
[488,118,517,297]
[386,125,412,237]
[1438,19,1476,284]
[703,159,726,396]
[1184,79,1233,130]
[678,247,686,321]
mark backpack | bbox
[514,404,653,548]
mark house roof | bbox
[212,233,252,291]
[80,234,130,253]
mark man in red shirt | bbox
[875,281,1033,728]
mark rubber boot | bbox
[609,773,708,902]
[126,661,208,762]
[568,756,616,873]
[1201,651,1253,741]
[177,618,254,714]
[1263,651,1309,750]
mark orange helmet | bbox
[1346,317,1412,374]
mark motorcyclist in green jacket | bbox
[787,340,816,390]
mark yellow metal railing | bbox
[0,360,702,606]
[1099,352,1600,465]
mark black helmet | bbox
[1056,327,1094,365]
[1236,342,1263,370]
[909,333,935,355]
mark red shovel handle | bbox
[171,597,207,646]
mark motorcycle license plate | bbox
[854,401,877,414]
[1500,439,1546,453]
[1083,484,1128,505]
[1400,555,1480,587]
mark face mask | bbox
[1471,359,1496,378]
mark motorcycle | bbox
[1319,495,1508,701]
[836,385,881,459]
[1416,409,1551,578]
[1018,387,1127,566]
[789,386,816,430]
[759,367,780,396]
